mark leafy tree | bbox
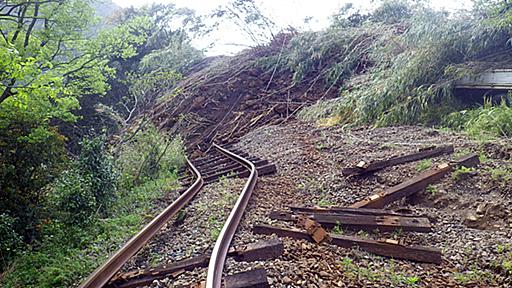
[0,0,149,244]
[0,213,23,270]
[109,4,203,122]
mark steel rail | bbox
[79,159,204,288]
[206,143,259,288]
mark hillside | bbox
[151,1,512,153]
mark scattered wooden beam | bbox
[231,237,284,262]
[253,224,441,264]
[350,154,480,209]
[342,145,454,176]
[289,206,417,217]
[179,269,269,288]
[224,268,269,288]
[107,239,282,288]
[269,211,431,233]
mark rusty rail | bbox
[79,159,204,288]
[206,143,259,288]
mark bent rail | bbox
[206,143,259,288]
[79,159,203,288]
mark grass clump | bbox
[444,100,512,140]
[341,257,421,286]
[452,166,475,181]
[426,185,437,196]
[416,159,432,172]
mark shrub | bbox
[0,213,23,270]
[48,136,117,225]
[116,124,185,189]
[0,120,67,242]
[78,136,118,211]
[444,101,512,139]
[50,170,97,226]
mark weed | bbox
[453,269,492,285]
[478,152,489,164]
[502,261,512,275]
[341,257,420,286]
[356,230,370,238]
[416,159,432,172]
[405,276,420,285]
[454,148,472,159]
[390,228,403,238]
[210,227,221,240]
[317,198,335,207]
[208,215,222,240]
[452,166,475,181]
[332,221,343,235]
[445,101,512,140]
[496,243,510,254]
[315,143,326,151]
[426,185,437,196]
[490,167,512,182]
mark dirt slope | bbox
[150,34,341,152]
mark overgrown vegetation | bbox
[341,257,421,286]
[294,0,512,139]
[1,124,185,286]
[445,99,512,140]
[0,1,191,285]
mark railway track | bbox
[79,144,277,288]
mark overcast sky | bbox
[110,0,473,55]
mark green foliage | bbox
[116,124,185,189]
[208,215,222,240]
[416,159,432,172]
[0,120,67,241]
[106,4,203,123]
[490,167,512,182]
[371,0,414,24]
[332,221,343,235]
[341,256,421,285]
[444,100,512,140]
[0,214,23,270]
[49,136,117,225]
[316,198,335,207]
[426,185,437,196]
[50,170,97,226]
[2,175,179,287]
[453,268,494,285]
[452,166,475,181]
[78,137,118,210]
[299,1,512,127]
[0,0,148,131]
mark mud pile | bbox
[150,34,342,152]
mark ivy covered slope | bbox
[0,1,200,287]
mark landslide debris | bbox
[150,32,369,152]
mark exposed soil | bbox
[149,34,348,153]
[128,120,512,287]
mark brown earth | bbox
[149,34,350,153]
